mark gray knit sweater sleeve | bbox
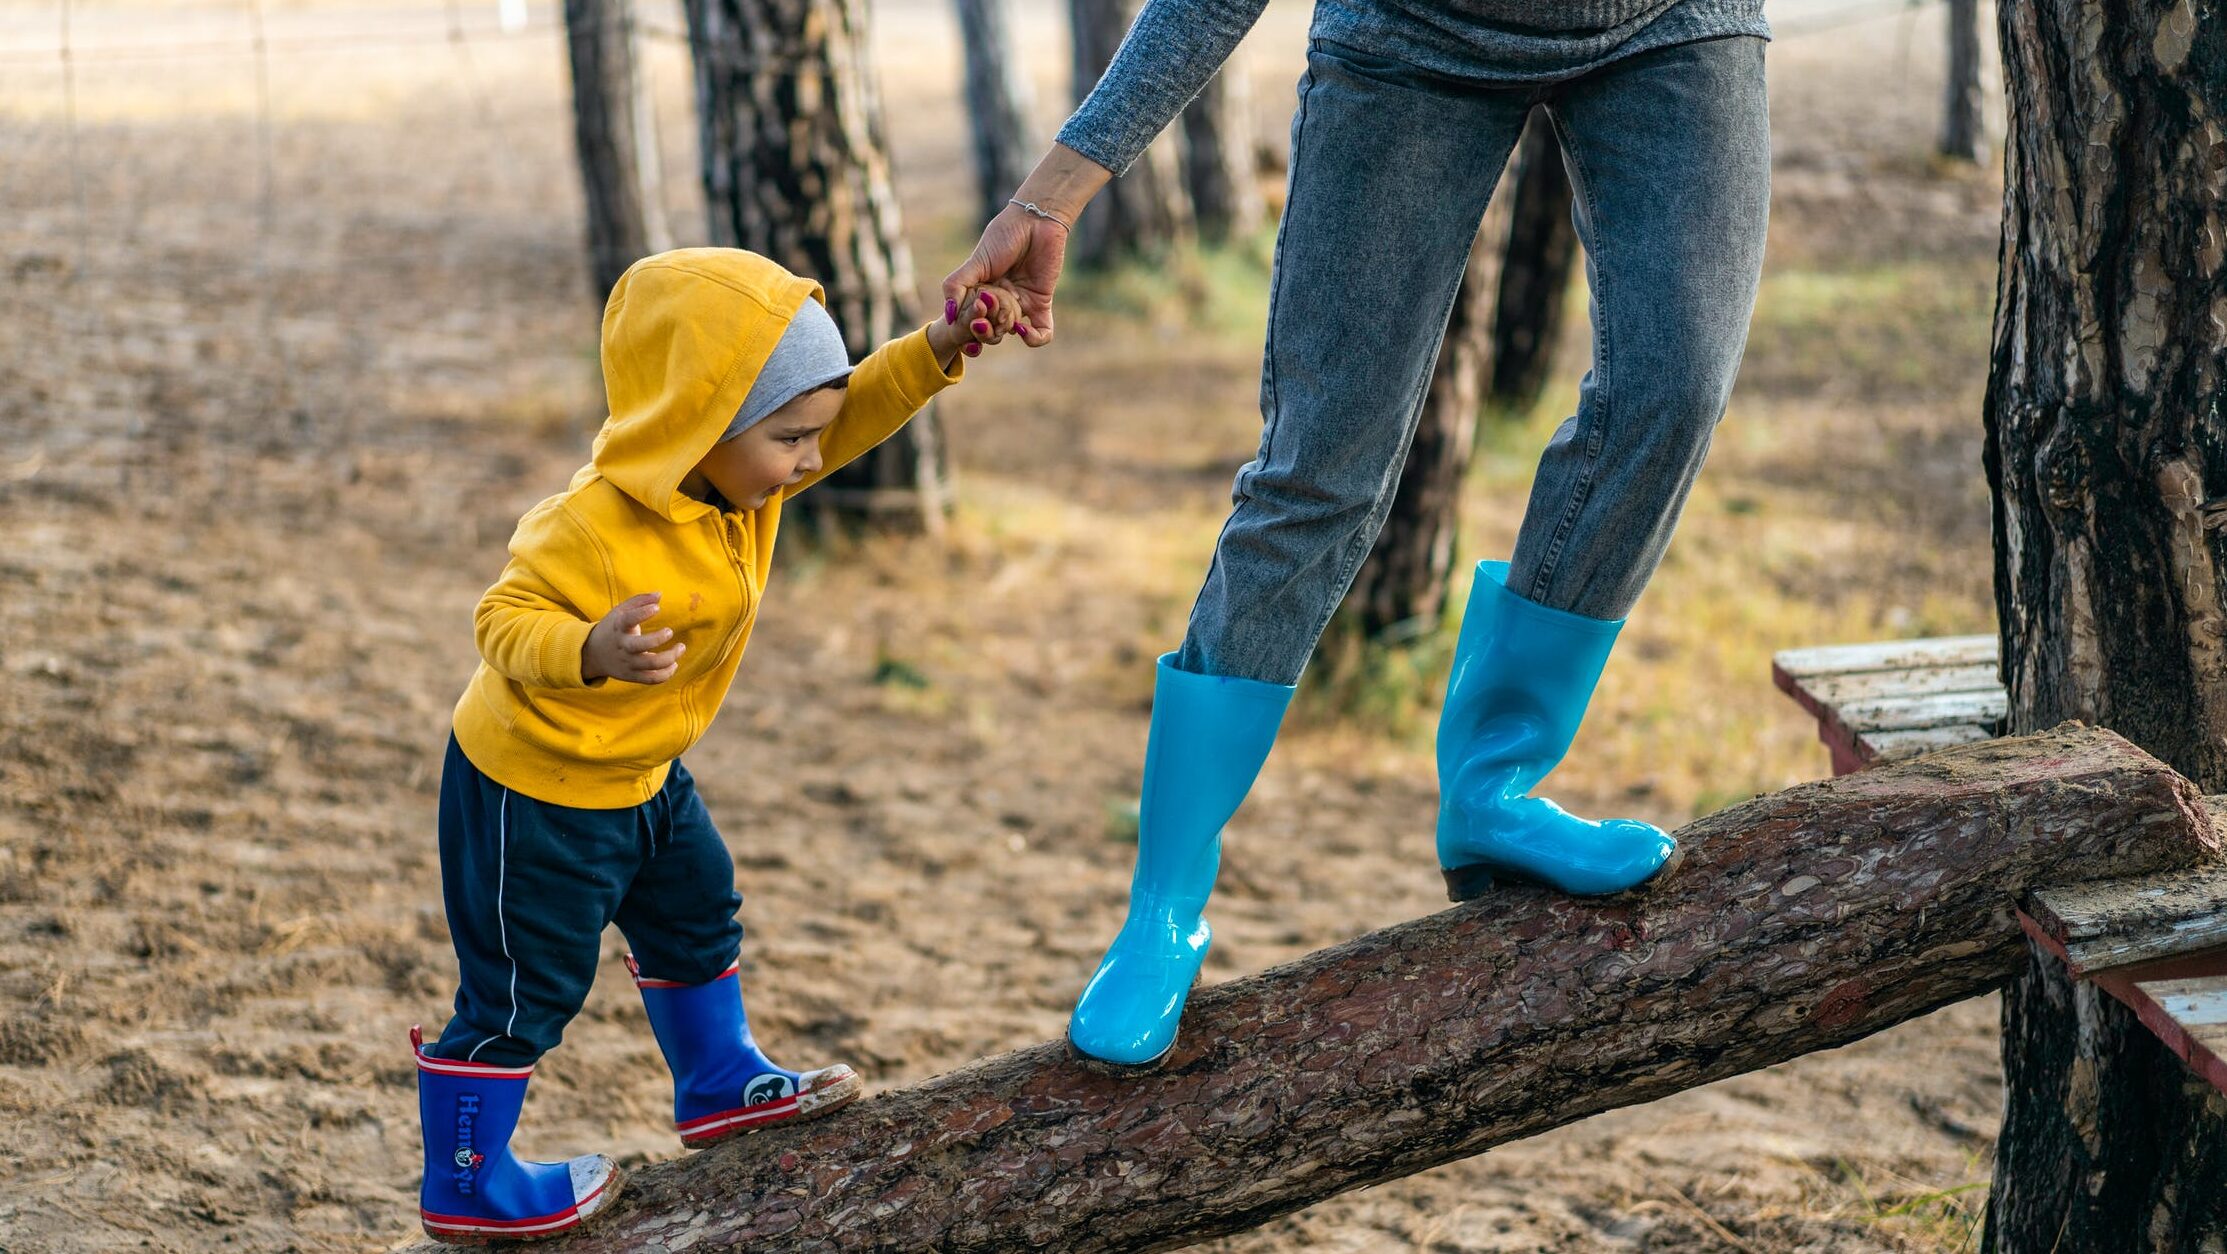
[1055,0,1271,177]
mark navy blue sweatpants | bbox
[426,734,743,1067]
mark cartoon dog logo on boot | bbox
[452,1092,486,1190]
[745,1074,796,1106]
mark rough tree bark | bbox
[1939,0,1989,163]
[1340,238,1497,640]
[1068,0,1192,266]
[422,728,2216,1254]
[1489,110,1580,411]
[1981,1,2227,1248]
[565,0,661,304]
[953,0,1035,226]
[685,0,948,526]
[1180,64,1263,244]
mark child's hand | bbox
[582,592,684,684]
[933,283,1027,364]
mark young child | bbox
[411,247,1020,1244]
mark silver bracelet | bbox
[1007,198,1072,232]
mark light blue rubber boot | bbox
[412,1026,622,1245]
[1435,560,1679,901]
[1067,653,1295,1069]
[626,955,862,1148]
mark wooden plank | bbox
[1802,662,2004,707]
[2128,972,2227,1098]
[1831,689,2008,736]
[1772,635,1998,682]
[2017,911,2227,1101]
[2027,854,2227,973]
[1859,724,1998,764]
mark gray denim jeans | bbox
[1176,33,1771,686]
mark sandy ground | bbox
[0,1,2010,1249]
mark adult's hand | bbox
[942,206,1068,348]
[941,143,1113,349]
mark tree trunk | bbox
[1341,239,1496,640]
[1180,64,1262,244]
[1939,0,1988,163]
[1068,0,1191,266]
[953,0,1035,226]
[1488,110,1580,411]
[565,0,657,304]
[685,0,948,527]
[1982,0,2227,1247]
[419,727,2216,1254]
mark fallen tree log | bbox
[465,725,2217,1253]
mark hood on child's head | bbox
[588,248,831,521]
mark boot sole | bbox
[1062,1029,1177,1075]
[680,1068,864,1149]
[1442,841,1688,903]
[420,1163,626,1246]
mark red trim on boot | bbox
[420,1171,610,1240]
[410,1024,534,1079]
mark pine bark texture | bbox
[953,0,1035,225]
[1982,2,2227,1248]
[1343,241,1496,639]
[1489,111,1580,411]
[566,0,657,304]
[1181,65,1263,243]
[1068,0,1192,266]
[1940,0,1989,162]
[443,727,2216,1254]
[684,0,947,523]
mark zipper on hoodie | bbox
[714,513,751,666]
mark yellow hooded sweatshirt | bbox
[451,248,963,807]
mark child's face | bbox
[693,386,843,510]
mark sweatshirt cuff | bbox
[534,615,597,688]
[890,321,966,407]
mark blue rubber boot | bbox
[627,955,862,1148]
[412,1026,622,1245]
[1434,560,1679,901]
[1067,653,1295,1069]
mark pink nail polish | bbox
[978,291,994,312]
[971,319,992,336]
[963,342,982,357]
[944,298,958,325]
[1018,323,1035,336]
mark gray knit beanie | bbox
[721,298,852,443]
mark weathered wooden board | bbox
[1861,725,1999,764]
[1831,689,2009,736]
[1773,636,2007,777]
[2128,973,2227,1097]
[2027,855,2227,975]
[1772,635,1999,683]
[1800,662,2005,708]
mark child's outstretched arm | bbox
[787,286,1019,498]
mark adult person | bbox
[944,0,1772,1069]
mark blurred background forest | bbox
[0,0,2013,1248]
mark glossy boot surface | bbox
[628,955,861,1147]
[1434,561,1678,900]
[1067,654,1294,1068]
[413,1026,621,1245]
